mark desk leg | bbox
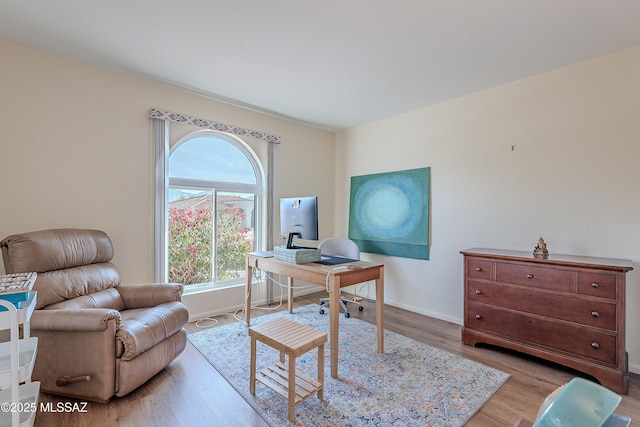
[330,274,340,378]
[245,265,253,326]
[287,277,294,314]
[376,266,384,353]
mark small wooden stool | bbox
[249,317,327,422]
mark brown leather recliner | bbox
[1,228,189,403]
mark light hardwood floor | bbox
[33,291,640,426]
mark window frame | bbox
[161,129,265,294]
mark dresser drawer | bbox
[496,262,572,291]
[466,281,616,330]
[578,272,617,299]
[466,301,617,365]
[466,257,492,280]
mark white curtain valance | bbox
[148,108,281,144]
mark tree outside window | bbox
[168,191,255,287]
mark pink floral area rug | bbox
[188,304,509,426]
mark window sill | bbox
[182,281,245,296]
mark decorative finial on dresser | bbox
[533,237,549,258]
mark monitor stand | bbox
[286,232,302,249]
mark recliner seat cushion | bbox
[116,302,189,360]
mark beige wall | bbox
[0,40,335,316]
[336,45,640,372]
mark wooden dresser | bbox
[461,248,633,394]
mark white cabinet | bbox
[0,273,40,427]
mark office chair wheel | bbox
[319,308,325,315]
[320,301,325,306]
[359,306,364,312]
[344,312,350,318]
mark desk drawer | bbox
[496,262,572,291]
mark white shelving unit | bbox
[0,273,40,427]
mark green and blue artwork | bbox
[349,167,430,260]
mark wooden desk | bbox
[244,254,385,378]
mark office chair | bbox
[318,237,364,318]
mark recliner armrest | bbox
[31,309,121,331]
[117,283,184,309]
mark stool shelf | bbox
[256,362,323,404]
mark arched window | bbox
[167,130,264,292]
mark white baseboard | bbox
[383,298,463,326]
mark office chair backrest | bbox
[318,237,360,259]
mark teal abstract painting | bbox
[348,167,430,260]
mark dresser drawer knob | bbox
[475,290,483,295]
[591,342,600,350]
[592,282,600,288]
[475,267,483,272]
[475,314,483,320]
[591,311,601,318]
[527,274,534,279]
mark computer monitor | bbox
[280,196,318,249]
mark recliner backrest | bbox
[1,229,122,309]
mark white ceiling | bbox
[2,1,640,131]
